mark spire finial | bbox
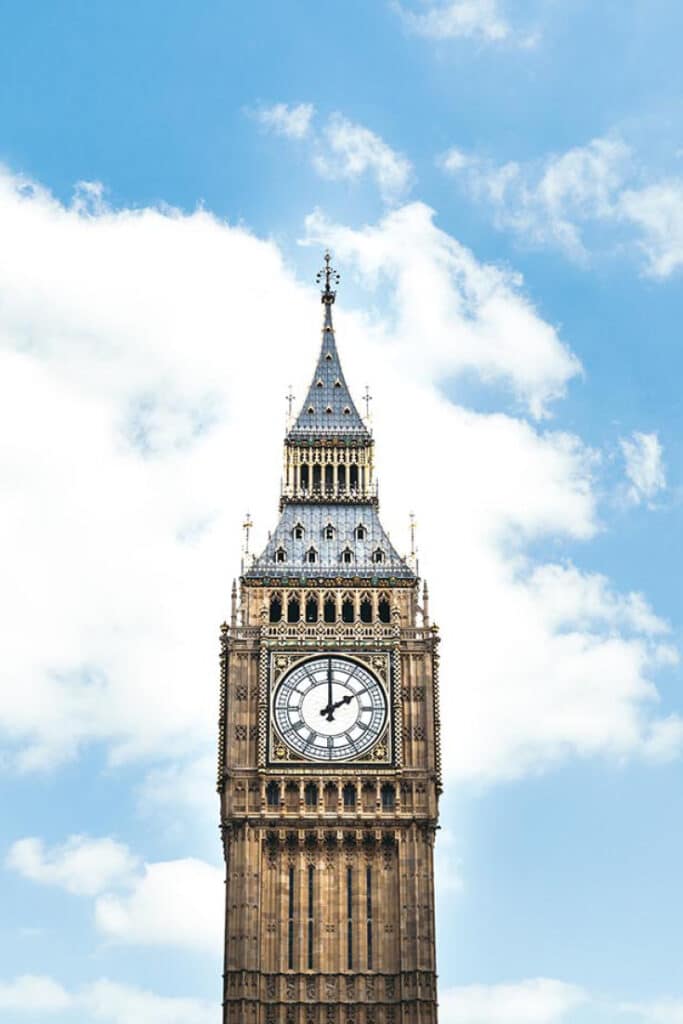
[316,250,340,305]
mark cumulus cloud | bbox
[0,974,72,1012]
[5,835,138,896]
[440,979,588,1024]
[620,431,667,506]
[95,858,223,952]
[0,166,679,801]
[313,114,413,202]
[0,975,215,1023]
[440,136,683,276]
[395,0,537,46]
[254,102,315,139]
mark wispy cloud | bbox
[313,114,413,202]
[440,136,683,277]
[395,0,539,47]
[440,979,588,1024]
[620,431,666,506]
[252,105,413,203]
[253,102,314,139]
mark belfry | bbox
[218,255,441,1024]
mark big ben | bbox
[218,254,441,1024]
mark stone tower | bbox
[218,254,441,1024]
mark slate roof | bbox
[245,503,415,580]
[287,302,371,443]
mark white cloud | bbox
[0,974,72,1012]
[313,114,413,202]
[440,979,588,1024]
[81,980,216,1024]
[0,167,679,798]
[254,102,314,139]
[440,136,683,276]
[250,105,412,203]
[95,857,223,952]
[6,835,139,896]
[619,181,683,278]
[440,137,630,260]
[396,0,536,45]
[0,975,215,1023]
[620,431,666,506]
[621,1000,683,1024]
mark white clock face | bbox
[273,656,387,762]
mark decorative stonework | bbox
[219,262,439,1024]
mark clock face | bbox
[272,656,387,762]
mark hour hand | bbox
[320,694,352,720]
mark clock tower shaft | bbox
[218,256,441,1024]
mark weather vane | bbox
[316,250,340,304]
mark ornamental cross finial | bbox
[316,250,340,305]
[363,385,373,419]
[285,386,295,418]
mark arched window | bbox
[285,782,298,811]
[334,379,342,388]
[306,547,317,564]
[266,781,279,807]
[324,524,335,540]
[287,596,300,623]
[378,596,391,623]
[305,782,318,807]
[293,523,305,539]
[313,465,322,491]
[342,596,354,623]
[355,525,366,540]
[325,406,333,415]
[325,352,333,361]
[342,548,353,565]
[372,548,384,564]
[343,407,351,416]
[324,782,337,812]
[308,406,315,415]
[269,594,282,623]
[305,595,318,623]
[343,783,356,809]
[300,465,309,491]
[338,464,346,491]
[362,782,375,812]
[316,379,324,388]
[275,547,286,563]
[325,464,334,491]
[350,465,359,490]
[381,784,395,811]
[324,596,336,623]
[360,596,372,623]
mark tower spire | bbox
[286,252,369,442]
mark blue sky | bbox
[1,3,682,1023]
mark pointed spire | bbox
[287,252,370,442]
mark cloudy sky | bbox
[1,2,682,1022]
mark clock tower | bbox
[219,255,441,1024]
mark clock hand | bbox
[324,659,334,721]
[320,693,353,719]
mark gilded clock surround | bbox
[218,254,441,1024]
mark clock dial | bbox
[273,656,387,762]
